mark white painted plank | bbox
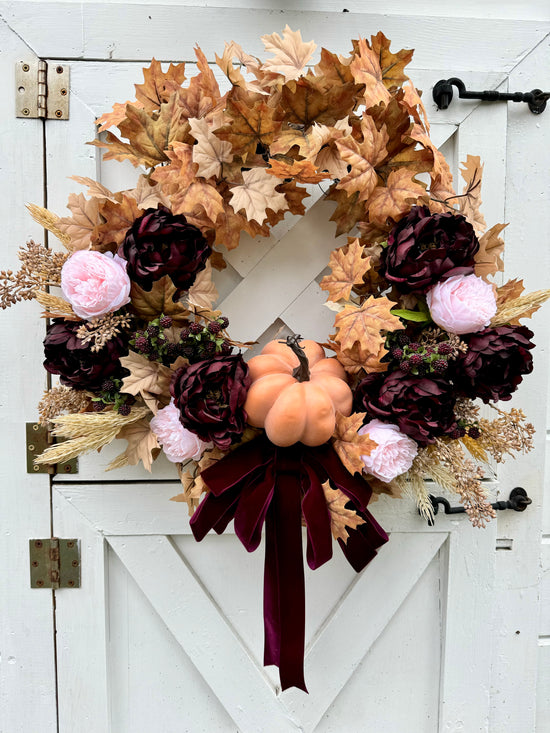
[53,494,110,733]
[537,642,550,733]
[282,532,446,732]
[107,535,302,732]
[1,2,547,74]
[0,17,57,733]
[541,538,550,635]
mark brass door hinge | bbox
[26,422,78,475]
[29,538,81,589]
[16,59,69,119]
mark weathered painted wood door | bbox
[1,4,549,732]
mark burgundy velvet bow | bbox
[190,435,388,692]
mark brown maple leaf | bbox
[69,176,117,201]
[335,116,389,202]
[215,88,282,158]
[327,187,367,236]
[187,261,219,309]
[134,58,186,112]
[279,75,363,127]
[369,32,414,89]
[496,278,525,307]
[458,155,486,234]
[266,158,329,184]
[322,480,366,543]
[229,168,288,225]
[314,47,355,85]
[109,418,160,472]
[119,351,174,413]
[57,193,101,251]
[332,411,377,475]
[179,46,223,120]
[333,295,403,362]
[93,195,142,250]
[125,175,170,210]
[366,169,426,227]
[474,223,507,280]
[261,25,317,81]
[215,41,262,90]
[189,117,233,179]
[129,277,190,325]
[320,239,372,301]
[349,37,390,109]
[96,100,142,132]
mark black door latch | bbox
[433,78,549,114]
[422,487,532,525]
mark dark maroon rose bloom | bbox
[171,355,251,450]
[119,205,211,294]
[452,325,535,403]
[43,319,129,391]
[354,371,457,445]
[382,206,479,293]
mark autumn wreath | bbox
[2,27,548,691]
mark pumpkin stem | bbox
[283,334,310,382]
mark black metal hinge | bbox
[29,538,81,589]
[433,77,549,114]
[422,487,532,525]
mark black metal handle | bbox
[422,487,532,525]
[433,78,549,114]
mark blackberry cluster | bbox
[90,377,135,415]
[389,333,454,376]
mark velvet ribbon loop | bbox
[190,435,389,692]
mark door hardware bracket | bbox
[16,59,69,119]
[422,487,532,525]
[433,77,548,114]
[29,538,80,589]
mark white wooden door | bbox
[1,4,549,732]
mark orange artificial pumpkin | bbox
[244,336,353,447]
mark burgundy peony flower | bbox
[382,206,479,293]
[119,205,211,294]
[452,325,535,403]
[171,355,251,450]
[43,319,129,391]
[354,371,457,445]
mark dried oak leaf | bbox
[335,116,389,202]
[110,418,161,472]
[215,88,282,158]
[189,117,233,179]
[474,223,507,280]
[279,75,363,127]
[57,193,101,251]
[187,261,219,309]
[366,169,427,227]
[134,58,186,112]
[129,276,190,325]
[93,195,142,250]
[458,155,486,234]
[322,480,366,543]
[261,25,317,81]
[266,158,329,184]
[229,167,288,225]
[349,37,391,110]
[320,239,372,301]
[333,295,402,361]
[332,411,377,475]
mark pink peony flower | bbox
[61,250,131,319]
[426,274,497,335]
[150,400,211,463]
[358,419,418,482]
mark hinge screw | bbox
[72,560,79,567]
[60,88,67,96]
[22,64,30,72]
[31,561,38,567]
[28,443,35,452]
[36,579,44,587]
[54,109,62,118]
[35,540,43,548]
[56,66,63,74]
[22,108,30,116]
[67,541,75,548]
[33,465,39,472]
[67,580,75,587]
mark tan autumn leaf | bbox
[332,411,377,475]
[93,195,142,249]
[350,37,391,109]
[69,176,118,201]
[229,167,288,225]
[335,116,389,202]
[266,158,329,184]
[96,100,144,132]
[321,480,366,543]
[108,419,160,472]
[57,193,101,251]
[401,80,430,131]
[178,46,224,120]
[366,169,427,227]
[333,295,402,361]
[215,89,282,158]
[187,261,219,309]
[327,187,367,237]
[171,467,206,515]
[474,223,507,280]
[151,142,196,194]
[125,174,171,210]
[320,239,372,301]
[369,32,414,90]
[279,75,363,127]
[189,117,233,179]
[458,155,486,234]
[134,58,186,112]
[129,276,190,325]
[261,25,317,81]
[496,278,525,306]
[119,352,174,413]
[215,41,262,90]
[491,289,550,327]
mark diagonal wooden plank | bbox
[282,532,447,732]
[219,198,343,343]
[107,535,301,733]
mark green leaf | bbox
[391,308,432,323]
